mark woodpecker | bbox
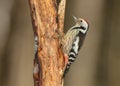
[62,16,89,77]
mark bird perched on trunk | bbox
[62,16,89,77]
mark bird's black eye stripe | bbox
[80,26,86,30]
[72,26,86,30]
[73,27,80,29]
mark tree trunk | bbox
[29,0,66,86]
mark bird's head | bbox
[73,16,89,34]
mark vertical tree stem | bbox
[28,0,66,86]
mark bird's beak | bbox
[73,16,77,22]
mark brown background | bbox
[0,0,120,86]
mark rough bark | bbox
[29,0,66,86]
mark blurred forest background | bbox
[0,0,120,86]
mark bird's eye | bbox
[80,20,83,22]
